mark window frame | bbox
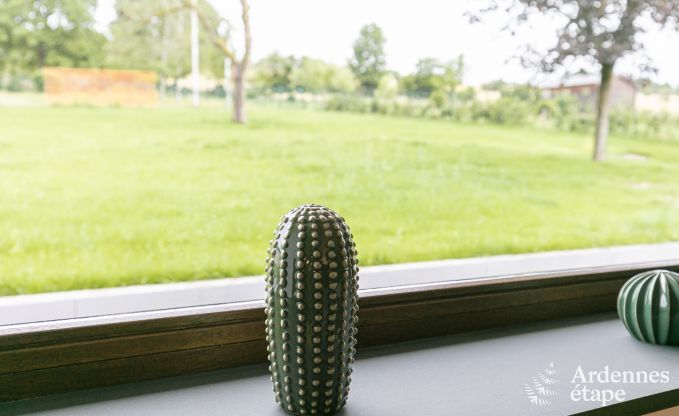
[1,259,678,402]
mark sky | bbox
[95,0,679,87]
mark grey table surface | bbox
[3,313,679,416]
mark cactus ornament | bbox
[617,269,679,345]
[265,204,359,415]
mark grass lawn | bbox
[2,105,679,295]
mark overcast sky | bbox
[95,0,679,86]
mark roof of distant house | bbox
[542,73,637,90]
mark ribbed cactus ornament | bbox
[617,269,679,345]
[265,204,359,415]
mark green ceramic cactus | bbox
[617,269,679,345]
[265,204,359,415]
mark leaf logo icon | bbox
[524,362,559,407]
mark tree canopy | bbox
[475,0,678,72]
[349,23,386,93]
[290,57,357,93]
[250,53,358,94]
[249,53,296,92]
[402,57,464,98]
[0,0,106,75]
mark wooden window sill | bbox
[1,260,678,402]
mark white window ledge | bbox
[2,242,679,325]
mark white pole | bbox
[190,0,200,107]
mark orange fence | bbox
[43,67,158,107]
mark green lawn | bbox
[2,105,679,295]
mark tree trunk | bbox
[593,62,615,162]
[231,64,246,123]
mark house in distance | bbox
[542,73,637,110]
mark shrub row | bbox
[324,94,679,140]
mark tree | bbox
[481,80,509,91]
[402,57,463,100]
[289,58,327,93]
[139,0,251,123]
[107,0,223,99]
[325,64,359,94]
[251,55,357,95]
[249,53,296,92]
[471,1,679,161]
[349,23,386,93]
[107,2,169,72]
[0,0,105,83]
[374,73,399,100]
[290,58,357,94]
[184,0,251,123]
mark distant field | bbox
[2,105,679,295]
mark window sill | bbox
[2,259,679,402]
[3,314,679,415]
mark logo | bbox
[524,362,559,407]
[524,362,671,408]
[570,365,670,407]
